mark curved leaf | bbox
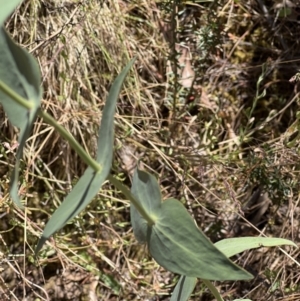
[0,0,22,25]
[170,276,196,301]
[130,168,253,281]
[131,167,161,243]
[35,59,135,253]
[36,168,105,253]
[0,28,42,208]
[168,238,294,301]
[215,237,297,258]
[150,199,252,280]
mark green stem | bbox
[107,174,155,226]
[202,279,224,301]
[40,110,154,225]
[38,109,102,173]
[0,80,34,109]
[0,79,154,225]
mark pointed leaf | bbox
[170,276,196,301]
[36,168,105,253]
[36,59,135,253]
[0,0,22,25]
[215,237,297,258]
[130,168,253,281]
[0,28,42,208]
[168,239,293,301]
[96,58,136,169]
[150,199,252,280]
[131,168,161,243]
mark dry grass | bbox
[1,0,300,300]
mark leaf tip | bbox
[35,236,47,255]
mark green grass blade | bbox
[0,28,42,208]
[0,0,22,25]
[35,59,135,254]
[170,276,196,301]
[215,237,297,258]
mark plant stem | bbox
[38,109,102,173]
[0,79,154,225]
[202,279,224,301]
[0,80,34,109]
[107,174,155,226]
[40,110,155,225]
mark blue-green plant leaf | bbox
[150,199,252,280]
[170,276,196,301]
[167,237,296,301]
[35,59,135,253]
[215,237,296,258]
[0,28,42,208]
[130,168,253,281]
[130,167,161,243]
[0,0,22,25]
